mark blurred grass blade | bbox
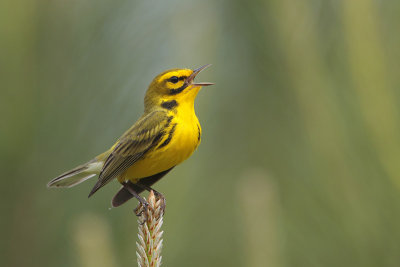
[342,0,400,187]
[237,169,282,267]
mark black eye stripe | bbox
[168,76,187,83]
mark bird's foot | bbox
[134,200,151,225]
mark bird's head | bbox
[144,64,213,111]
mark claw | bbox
[125,181,166,219]
[134,203,144,216]
[134,202,150,225]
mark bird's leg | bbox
[122,182,149,222]
[135,182,166,214]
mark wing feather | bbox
[88,111,172,197]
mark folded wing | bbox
[88,111,172,197]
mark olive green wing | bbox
[88,111,172,197]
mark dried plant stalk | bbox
[136,191,164,267]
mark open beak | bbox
[187,64,214,86]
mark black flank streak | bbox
[161,100,178,110]
[197,124,201,142]
[147,131,166,153]
[165,116,173,127]
[158,123,177,149]
[151,132,165,147]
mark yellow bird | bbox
[47,64,213,208]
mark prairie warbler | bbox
[47,64,213,208]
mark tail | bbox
[47,159,103,188]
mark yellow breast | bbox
[120,110,201,182]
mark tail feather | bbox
[47,159,102,188]
[112,185,135,207]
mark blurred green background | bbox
[2,0,400,266]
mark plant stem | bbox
[136,191,164,267]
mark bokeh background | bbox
[2,0,400,266]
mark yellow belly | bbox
[118,116,201,183]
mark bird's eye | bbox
[169,76,179,84]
